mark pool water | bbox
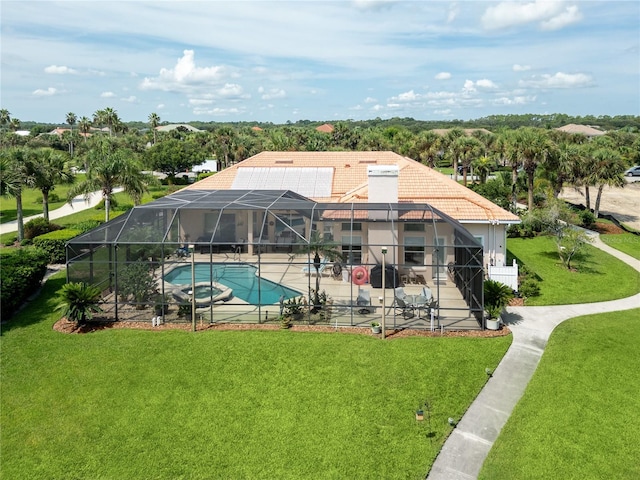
[188,285,223,300]
[164,263,301,305]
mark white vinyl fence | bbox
[488,259,519,292]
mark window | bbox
[342,235,362,265]
[404,236,425,265]
[342,222,362,231]
[404,223,425,232]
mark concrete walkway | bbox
[0,188,123,235]
[428,233,640,479]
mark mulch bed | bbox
[593,221,626,235]
[53,317,511,339]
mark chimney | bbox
[367,165,398,204]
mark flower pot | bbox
[371,325,381,334]
[415,410,424,421]
[486,317,501,330]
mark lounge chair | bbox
[421,286,433,303]
[394,287,408,301]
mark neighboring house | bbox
[155,123,203,133]
[316,123,334,133]
[555,124,606,138]
[187,151,520,271]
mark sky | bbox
[1,0,639,125]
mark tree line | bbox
[1,107,639,243]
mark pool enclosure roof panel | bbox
[68,189,479,246]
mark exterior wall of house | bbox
[462,223,509,268]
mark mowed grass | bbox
[1,273,511,480]
[0,174,86,223]
[507,236,640,305]
[480,309,640,480]
[601,232,640,260]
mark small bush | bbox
[0,247,50,322]
[197,172,215,181]
[24,217,62,240]
[579,210,596,228]
[34,192,60,204]
[33,229,82,264]
[73,219,103,233]
[519,278,541,298]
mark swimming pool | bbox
[164,263,301,305]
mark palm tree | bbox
[66,112,77,156]
[0,147,34,241]
[472,155,493,185]
[148,112,160,145]
[93,108,119,137]
[301,230,344,311]
[78,116,92,144]
[0,109,10,131]
[412,130,441,168]
[443,127,465,181]
[67,137,150,222]
[31,148,74,221]
[511,128,551,210]
[589,147,626,218]
[9,118,20,132]
[454,136,482,186]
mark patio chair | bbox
[356,289,372,314]
[394,287,408,301]
[421,286,433,303]
[394,296,415,318]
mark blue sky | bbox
[1,0,639,124]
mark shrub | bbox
[24,217,62,240]
[56,282,103,324]
[33,229,82,264]
[579,210,596,228]
[117,261,157,308]
[72,219,103,233]
[0,247,49,322]
[34,192,60,204]
[484,279,514,319]
[519,278,541,298]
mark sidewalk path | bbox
[427,232,640,479]
[0,188,123,235]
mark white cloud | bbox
[193,107,243,116]
[493,95,537,105]
[140,50,229,92]
[32,87,57,96]
[435,72,451,80]
[519,72,593,88]
[101,91,115,98]
[121,96,137,103]
[261,88,286,100]
[353,0,398,11]
[44,65,77,74]
[364,96,377,103]
[434,109,452,115]
[218,83,249,99]
[513,64,531,72]
[447,3,459,23]
[476,79,497,88]
[395,90,422,101]
[541,5,582,30]
[462,80,476,93]
[482,1,582,31]
[157,104,165,110]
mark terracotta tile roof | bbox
[316,123,334,133]
[186,151,519,223]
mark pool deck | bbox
[151,252,481,331]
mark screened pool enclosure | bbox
[67,189,487,330]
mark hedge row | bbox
[0,248,50,322]
[33,229,82,264]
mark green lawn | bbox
[507,236,640,305]
[1,273,512,480]
[0,174,86,224]
[480,308,640,480]
[601,233,640,260]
